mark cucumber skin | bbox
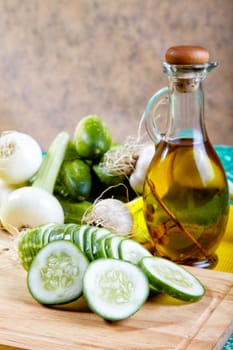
[138,257,205,302]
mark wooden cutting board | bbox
[0,230,232,350]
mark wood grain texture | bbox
[0,231,232,350]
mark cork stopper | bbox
[165,45,210,65]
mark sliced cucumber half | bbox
[27,240,89,305]
[139,256,205,302]
[83,258,149,321]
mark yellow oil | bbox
[143,138,229,268]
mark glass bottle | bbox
[143,46,229,268]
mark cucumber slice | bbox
[18,230,33,270]
[63,223,78,242]
[119,239,152,265]
[83,258,149,321]
[83,226,99,261]
[139,256,205,302]
[26,227,40,260]
[91,228,111,259]
[73,224,90,252]
[95,233,115,259]
[43,223,62,245]
[48,224,67,243]
[104,235,125,259]
[27,240,89,305]
[64,224,82,246]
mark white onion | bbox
[0,186,64,235]
[0,131,43,185]
[0,180,16,210]
[129,143,155,194]
[83,198,133,235]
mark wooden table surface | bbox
[0,230,232,350]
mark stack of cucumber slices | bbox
[25,225,205,321]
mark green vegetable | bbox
[63,140,80,161]
[59,199,92,224]
[55,159,92,201]
[93,163,125,186]
[118,239,152,264]
[82,225,100,261]
[74,115,112,160]
[94,232,115,259]
[104,235,126,259]
[27,240,89,305]
[32,132,70,194]
[83,258,149,321]
[139,256,205,301]
[91,227,113,259]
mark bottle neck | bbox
[165,76,208,143]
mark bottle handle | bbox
[143,87,169,143]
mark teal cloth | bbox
[214,145,233,349]
[215,145,233,183]
[223,335,233,350]
[214,145,233,204]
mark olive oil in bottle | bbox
[143,138,229,268]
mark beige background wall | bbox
[0,0,232,149]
